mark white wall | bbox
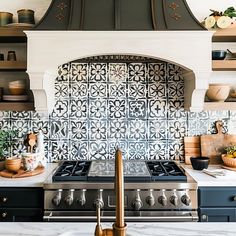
[0,0,235,24]
[187,0,236,21]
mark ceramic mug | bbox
[22,153,39,171]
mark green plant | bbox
[0,129,18,161]
[224,7,236,18]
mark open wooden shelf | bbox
[212,60,236,71]
[0,61,27,71]
[212,24,236,42]
[0,27,29,43]
[0,102,34,111]
[204,102,236,111]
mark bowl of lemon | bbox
[222,146,236,167]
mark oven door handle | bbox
[44,211,199,222]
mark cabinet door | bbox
[0,208,43,222]
[199,208,236,222]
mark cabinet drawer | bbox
[199,187,236,207]
[0,188,43,208]
[0,208,43,222]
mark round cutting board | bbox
[0,166,44,178]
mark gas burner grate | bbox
[52,161,91,181]
[146,161,186,181]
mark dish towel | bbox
[202,169,226,178]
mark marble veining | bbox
[1,222,236,236]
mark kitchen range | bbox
[43,160,198,222]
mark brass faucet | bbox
[95,148,127,236]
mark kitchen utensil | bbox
[227,49,236,57]
[206,84,230,102]
[200,121,236,164]
[212,50,227,60]
[0,12,13,26]
[184,136,201,165]
[190,157,210,170]
[17,9,35,25]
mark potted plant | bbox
[0,129,18,170]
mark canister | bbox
[0,12,13,26]
[17,9,35,24]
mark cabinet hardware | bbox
[2,212,7,218]
[2,197,8,203]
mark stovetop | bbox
[52,160,187,182]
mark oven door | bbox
[44,210,198,222]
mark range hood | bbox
[25,0,213,113]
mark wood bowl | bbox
[222,154,236,167]
[206,84,230,102]
[5,158,22,172]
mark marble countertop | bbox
[0,163,58,187]
[1,222,236,236]
[183,164,236,187]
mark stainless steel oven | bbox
[43,160,198,222]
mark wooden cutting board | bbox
[184,136,201,165]
[0,166,44,178]
[200,121,236,164]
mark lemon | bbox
[204,16,216,29]
[233,151,236,158]
[216,16,231,29]
[226,153,234,158]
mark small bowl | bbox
[190,157,210,170]
[9,87,25,95]
[5,157,22,172]
[222,154,236,167]
[212,50,227,60]
[206,84,230,102]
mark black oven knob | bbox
[64,189,75,206]
[158,195,167,206]
[181,194,191,206]
[169,195,178,206]
[52,189,63,206]
[77,189,86,206]
[132,189,143,211]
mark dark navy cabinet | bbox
[199,187,236,222]
[0,187,44,222]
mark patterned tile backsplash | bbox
[0,56,235,162]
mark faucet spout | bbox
[94,148,127,236]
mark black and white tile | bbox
[0,57,232,162]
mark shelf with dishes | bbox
[204,83,236,111]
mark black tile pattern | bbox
[0,57,232,162]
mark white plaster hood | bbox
[25,30,213,113]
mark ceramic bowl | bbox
[212,50,227,60]
[190,157,210,170]
[206,84,230,102]
[22,153,40,171]
[5,157,22,172]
